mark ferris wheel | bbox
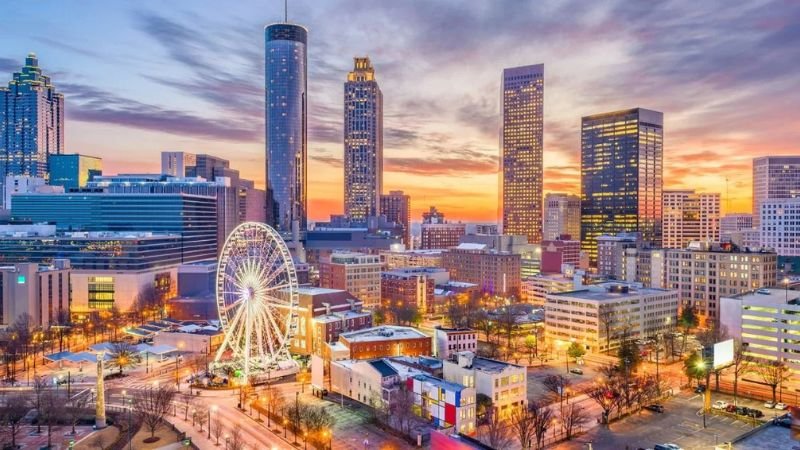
[213,222,299,380]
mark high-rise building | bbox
[596,233,639,280]
[442,244,521,297]
[0,260,70,328]
[380,190,410,247]
[662,190,720,249]
[161,151,197,177]
[381,268,443,313]
[759,198,800,257]
[48,154,102,190]
[752,156,800,229]
[665,242,777,321]
[720,213,754,238]
[581,108,663,263]
[543,193,581,241]
[265,23,308,232]
[501,64,544,244]
[344,57,383,222]
[0,54,64,185]
[421,206,465,249]
[319,252,382,308]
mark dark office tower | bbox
[380,190,410,247]
[0,53,64,182]
[344,57,383,222]
[265,23,308,232]
[501,64,544,244]
[581,108,664,264]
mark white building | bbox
[545,282,679,354]
[0,260,71,328]
[721,288,800,380]
[752,156,800,229]
[434,327,477,360]
[442,351,526,419]
[662,190,720,249]
[543,193,581,241]
[522,272,580,306]
[760,198,800,256]
[2,175,62,210]
[721,213,754,237]
[330,359,401,407]
[597,233,638,280]
[407,374,476,435]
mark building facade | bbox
[381,268,441,313]
[407,374,476,435]
[760,198,800,256]
[319,252,382,308]
[665,242,778,321]
[290,286,372,357]
[543,193,581,241]
[540,237,581,274]
[381,249,443,269]
[434,327,477,361]
[0,54,64,184]
[344,57,383,222]
[662,190,720,249]
[596,233,639,280]
[265,23,308,232]
[442,244,521,297]
[337,326,432,360]
[501,64,544,244]
[581,108,663,263]
[442,352,526,419]
[752,156,800,229]
[545,283,679,354]
[720,213,754,240]
[522,272,578,306]
[0,260,70,328]
[380,191,411,247]
[48,154,102,190]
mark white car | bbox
[712,400,729,410]
[765,401,776,408]
[775,402,788,410]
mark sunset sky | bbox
[1,0,798,222]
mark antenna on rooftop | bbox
[284,0,288,22]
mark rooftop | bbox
[312,310,371,323]
[549,282,674,301]
[413,373,467,392]
[369,359,399,378]
[470,355,524,373]
[296,286,349,296]
[726,287,800,304]
[339,325,430,343]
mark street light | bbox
[208,405,217,439]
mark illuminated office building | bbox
[0,54,64,183]
[543,193,581,241]
[752,156,800,229]
[48,154,102,190]
[581,108,663,264]
[501,64,543,244]
[344,57,383,222]
[662,190,720,249]
[380,190,410,247]
[265,23,308,232]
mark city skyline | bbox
[1,1,798,222]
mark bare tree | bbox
[478,407,514,449]
[39,389,65,449]
[587,380,622,426]
[727,341,753,405]
[226,424,246,450]
[66,391,90,435]
[387,382,417,436]
[511,404,536,449]
[132,384,177,438]
[1,394,29,448]
[107,342,142,376]
[542,374,572,412]
[598,306,614,354]
[530,400,555,449]
[757,360,791,403]
[31,375,48,433]
[265,384,285,427]
[496,306,519,359]
[195,405,208,432]
[561,403,589,440]
[211,418,225,446]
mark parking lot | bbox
[553,389,771,450]
[527,360,599,402]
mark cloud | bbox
[0,56,19,74]
[386,156,496,176]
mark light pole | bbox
[208,405,216,439]
[127,398,133,450]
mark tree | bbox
[387,382,417,436]
[31,376,48,433]
[211,418,225,445]
[587,381,621,426]
[530,400,555,449]
[678,305,698,354]
[226,424,246,450]
[66,392,90,435]
[683,351,706,387]
[394,305,422,326]
[598,306,614,354]
[561,403,589,440]
[39,388,65,449]
[696,322,730,390]
[727,341,753,405]
[478,407,514,449]
[1,394,29,449]
[542,375,571,412]
[757,360,791,403]
[475,393,493,424]
[618,338,641,376]
[301,405,336,445]
[511,404,536,450]
[373,307,387,326]
[524,334,538,365]
[132,384,177,439]
[195,405,208,432]
[265,384,285,427]
[107,342,142,375]
[496,306,519,360]
[567,342,586,363]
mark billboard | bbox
[713,339,734,369]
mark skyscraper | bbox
[543,193,581,241]
[265,23,308,232]
[501,64,544,244]
[662,190,720,249]
[49,154,102,190]
[0,53,64,182]
[380,190,410,247]
[581,108,663,263]
[344,57,383,222]
[752,156,800,229]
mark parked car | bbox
[654,444,683,450]
[712,400,729,410]
[569,368,583,375]
[749,409,764,418]
[645,404,665,413]
[775,402,788,410]
[765,400,776,408]
[736,406,748,415]
[694,384,706,393]
[776,416,792,428]
[725,404,737,413]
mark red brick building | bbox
[442,244,521,297]
[338,326,432,360]
[381,267,446,313]
[292,287,373,356]
[540,235,581,274]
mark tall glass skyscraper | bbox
[0,53,64,182]
[580,108,663,263]
[265,24,308,232]
[501,64,544,244]
[344,57,383,222]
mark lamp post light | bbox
[127,398,133,450]
[283,419,288,439]
[208,405,217,439]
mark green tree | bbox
[524,335,538,365]
[683,351,706,386]
[679,306,698,354]
[617,339,641,374]
[373,307,387,326]
[107,342,142,375]
[567,342,586,362]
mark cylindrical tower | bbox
[265,23,308,232]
